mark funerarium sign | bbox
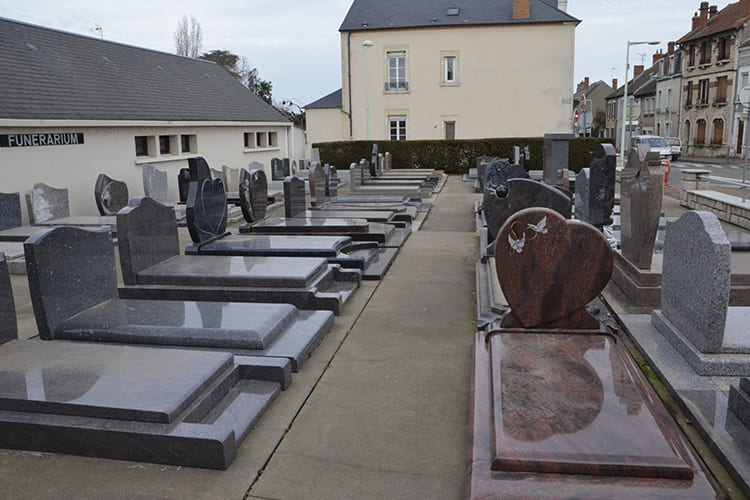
[0,133,84,148]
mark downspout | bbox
[347,31,353,138]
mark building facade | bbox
[573,78,613,137]
[309,0,578,144]
[0,17,292,220]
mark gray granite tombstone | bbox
[284,176,307,218]
[94,174,129,216]
[326,165,339,197]
[309,163,328,207]
[350,162,363,187]
[177,168,191,202]
[188,156,212,182]
[377,153,384,177]
[483,178,572,242]
[117,197,180,285]
[657,211,731,353]
[283,158,292,178]
[239,168,269,223]
[384,152,392,172]
[476,156,495,191]
[513,146,520,165]
[142,164,168,203]
[574,168,590,223]
[543,133,574,185]
[223,165,241,192]
[0,192,22,230]
[311,148,321,163]
[271,158,286,180]
[248,161,264,172]
[556,169,570,191]
[0,253,18,343]
[211,168,227,188]
[588,143,616,229]
[620,145,663,269]
[25,183,69,224]
[371,144,378,177]
[523,146,531,170]
[186,178,229,243]
[482,158,529,197]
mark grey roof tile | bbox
[305,89,342,109]
[0,17,289,123]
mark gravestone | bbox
[657,211,730,353]
[291,160,298,175]
[271,158,286,180]
[620,145,663,269]
[543,133,574,185]
[482,158,529,197]
[513,146,520,165]
[377,153,384,177]
[311,147,321,163]
[384,152,392,172]
[0,253,18,343]
[326,165,338,197]
[249,161,264,172]
[284,176,307,218]
[177,168,191,202]
[283,158,292,178]
[223,165,241,192]
[94,174,129,216]
[350,162,363,187]
[556,169,570,191]
[496,207,613,329]
[588,143,616,229]
[483,178,571,242]
[0,193,22,230]
[309,163,328,207]
[574,168,591,223]
[186,177,228,243]
[523,146,531,170]
[476,156,495,191]
[211,168,227,188]
[142,165,168,203]
[25,183,69,224]
[188,156,212,183]
[371,144,378,177]
[239,168,269,223]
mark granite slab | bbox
[0,225,45,242]
[25,183,69,224]
[240,217,370,235]
[94,174,129,216]
[0,192,22,230]
[469,330,719,499]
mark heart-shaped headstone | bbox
[495,207,613,329]
[186,177,227,243]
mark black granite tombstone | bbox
[271,158,287,180]
[177,168,191,202]
[0,192,22,231]
[588,143,617,229]
[482,158,529,197]
[284,176,307,218]
[186,177,229,243]
[0,253,17,343]
[94,174,129,216]
[309,163,328,207]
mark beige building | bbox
[0,18,293,220]
[307,0,579,144]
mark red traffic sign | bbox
[574,109,579,124]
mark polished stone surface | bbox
[188,156,212,183]
[496,208,612,329]
[542,133,574,185]
[0,192,22,230]
[482,159,529,197]
[34,215,116,228]
[177,167,191,202]
[271,158,287,180]
[223,165,241,192]
[303,210,397,225]
[574,168,590,222]
[483,178,571,242]
[187,235,353,257]
[142,164,168,203]
[660,211,732,354]
[589,143,617,228]
[469,330,718,498]
[243,217,370,234]
[0,254,18,344]
[117,197,180,285]
[309,162,328,207]
[186,177,228,243]
[284,176,306,218]
[24,183,69,224]
[94,174,129,216]
[239,167,269,223]
[0,225,45,242]
[620,146,663,269]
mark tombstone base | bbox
[475,258,508,328]
[611,251,663,306]
[0,340,288,469]
[469,330,717,499]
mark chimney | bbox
[513,0,530,19]
[633,65,644,78]
[709,5,718,18]
[612,78,618,90]
[558,0,568,12]
[668,41,675,55]
[584,77,589,89]
[692,12,700,31]
[743,0,750,16]
[698,2,709,29]
[652,50,664,65]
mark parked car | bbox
[629,135,672,161]
[664,137,681,160]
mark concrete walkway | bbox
[0,176,481,499]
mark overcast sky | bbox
[2,0,702,106]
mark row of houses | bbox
[602,0,750,158]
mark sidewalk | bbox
[0,176,482,499]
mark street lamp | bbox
[363,40,374,139]
[620,40,660,167]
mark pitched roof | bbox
[575,80,611,99]
[339,0,579,32]
[305,89,343,109]
[0,17,288,123]
[606,65,658,100]
[677,2,750,44]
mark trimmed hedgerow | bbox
[313,137,611,175]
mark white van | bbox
[629,135,672,160]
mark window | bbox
[134,136,149,157]
[712,119,724,144]
[667,88,672,111]
[700,41,711,65]
[743,72,749,90]
[718,37,729,60]
[444,121,456,140]
[696,119,707,144]
[443,56,456,83]
[243,132,255,148]
[688,45,696,67]
[180,134,195,153]
[657,90,662,111]
[698,79,709,104]
[159,135,172,155]
[686,81,693,105]
[386,51,407,90]
[256,132,265,147]
[716,76,728,103]
[389,115,407,140]
[268,132,278,147]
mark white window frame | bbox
[388,115,407,140]
[444,120,456,140]
[387,51,407,91]
[443,56,456,83]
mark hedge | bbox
[312,137,612,175]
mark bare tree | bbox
[174,16,202,58]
